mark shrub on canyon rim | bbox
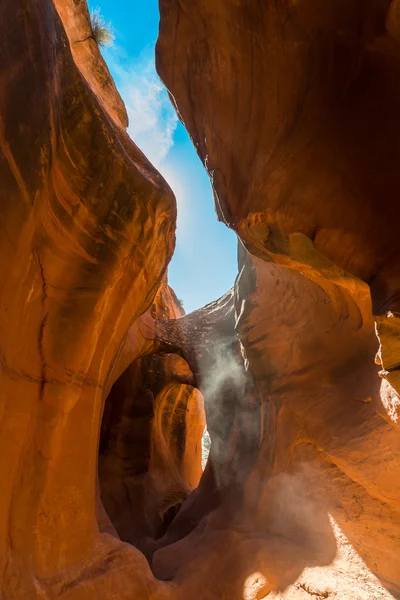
[90,8,114,47]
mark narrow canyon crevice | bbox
[0,0,400,599]
[98,280,206,553]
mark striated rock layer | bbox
[99,282,205,550]
[156,0,400,598]
[0,0,178,597]
[147,275,399,599]
[1,0,400,599]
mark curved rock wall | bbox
[99,284,205,550]
[1,0,400,598]
[156,0,400,597]
[156,0,400,299]
[0,0,176,597]
[156,0,400,394]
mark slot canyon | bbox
[1,0,400,598]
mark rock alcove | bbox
[0,1,400,599]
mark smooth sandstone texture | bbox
[156,0,400,388]
[1,0,400,599]
[53,0,128,128]
[156,0,400,598]
[0,0,177,598]
[156,0,400,304]
[99,283,205,551]
[147,273,399,599]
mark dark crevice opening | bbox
[97,349,209,559]
[156,503,183,540]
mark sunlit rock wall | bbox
[156,0,400,597]
[0,0,177,597]
[1,0,400,598]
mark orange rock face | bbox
[0,0,177,597]
[1,0,400,599]
[157,1,400,305]
[99,282,205,551]
[155,0,400,598]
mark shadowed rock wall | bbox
[1,0,400,599]
[0,0,177,597]
[155,0,400,597]
[99,283,205,550]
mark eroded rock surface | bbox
[99,283,205,550]
[1,0,400,599]
[156,0,400,306]
[0,0,176,597]
[155,0,400,598]
[145,264,399,599]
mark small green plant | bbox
[177,298,185,310]
[90,8,115,47]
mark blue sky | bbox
[87,1,238,313]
